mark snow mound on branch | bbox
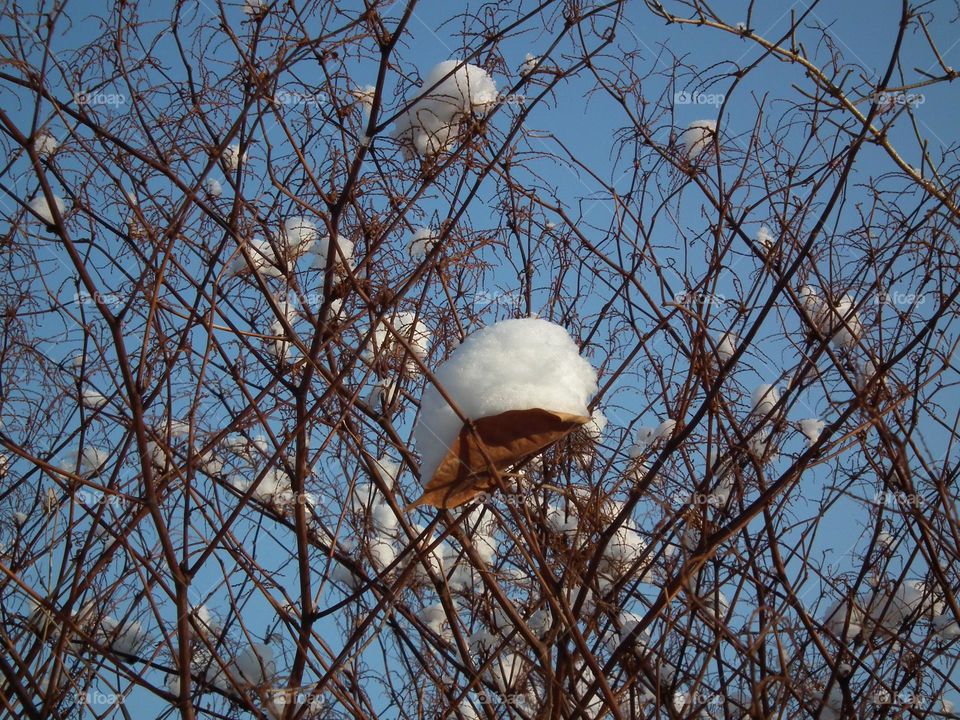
[756,224,775,249]
[414,317,597,484]
[34,131,58,158]
[714,331,737,362]
[828,294,863,350]
[867,579,944,628]
[225,237,284,278]
[267,295,298,362]
[750,383,779,417]
[799,286,863,350]
[280,216,318,256]
[204,178,222,198]
[584,410,607,441]
[222,143,246,171]
[799,418,824,446]
[82,389,108,409]
[242,0,265,15]
[370,311,431,361]
[680,119,717,161]
[28,194,66,225]
[393,60,498,157]
[408,227,438,259]
[519,53,540,76]
[98,615,148,655]
[350,84,376,114]
[422,60,498,114]
[310,233,354,272]
[236,643,276,685]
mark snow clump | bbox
[393,60,498,157]
[414,317,597,484]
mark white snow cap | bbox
[933,613,960,639]
[868,579,944,629]
[408,532,447,584]
[414,317,597,484]
[236,643,276,685]
[584,410,607,441]
[167,419,190,437]
[28,194,66,225]
[634,426,656,448]
[829,294,863,350]
[680,119,717,161]
[418,604,447,634]
[487,651,525,692]
[799,286,863,349]
[368,535,397,571]
[604,525,647,566]
[82,389,108,409]
[519,53,540,75]
[750,383,780,417]
[252,468,294,506]
[420,60,499,115]
[189,604,220,635]
[34,131,59,158]
[747,427,777,463]
[654,418,677,440]
[408,227,439,259]
[281,216,318,256]
[222,143,246,171]
[800,284,824,325]
[78,447,110,474]
[756,225,775,249]
[267,295,298,362]
[631,420,673,454]
[371,310,431,361]
[99,615,148,655]
[310,233,355,272]
[393,60,498,157]
[204,178,223,198]
[799,418,824,446]
[351,84,376,112]
[226,237,282,278]
[715,331,737,363]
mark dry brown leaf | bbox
[407,408,590,510]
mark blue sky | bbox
[2,0,959,717]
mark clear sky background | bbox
[2,0,958,717]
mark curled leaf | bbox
[408,408,589,510]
